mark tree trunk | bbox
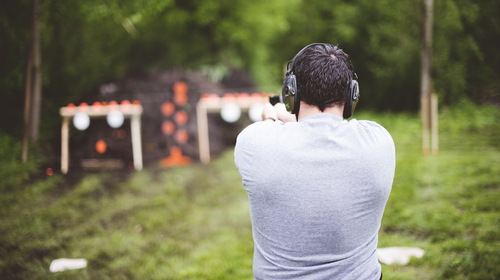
[29,0,42,143]
[21,45,33,162]
[421,0,434,156]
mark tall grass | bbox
[1,101,499,279]
[364,100,500,280]
[0,133,39,191]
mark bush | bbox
[440,99,500,133]
[0,133,39,190]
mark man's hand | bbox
[274,103,297,123]
[261,103,278,122]
[261,103,297,123]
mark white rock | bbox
[377,247,425,265]
[49,258,87,272]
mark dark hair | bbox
[294,44,354,111]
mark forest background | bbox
[1,0,500,144]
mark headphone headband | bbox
[286,43,327,76]
[281,43,360,118]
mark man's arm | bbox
[261,103,297,123]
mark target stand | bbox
[59,101,143,174]
[196,93,270,164]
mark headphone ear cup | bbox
[281,74,298,114]
[343,79,360,119]
[292,84,300,115]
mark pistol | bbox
[269,94,280,106]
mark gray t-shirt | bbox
[234,113,395,280]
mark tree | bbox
[1,0,499,148]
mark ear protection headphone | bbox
[280,43,360,119]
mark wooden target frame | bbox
[59,102,143,174]
[196,93,269,164]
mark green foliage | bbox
[439,99,500,133]
[270,0,424,111]
[1,0,499,141]
[0,0,33,137]
[269,0,500,111]
[0,133,39,191]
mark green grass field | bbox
[1,100,499,279]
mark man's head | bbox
[293,44,355,112]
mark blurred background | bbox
[2,0,499,140]
[1,0,499,279]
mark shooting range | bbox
[55,69,272,172]
[2,1,499,279]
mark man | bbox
[234,43,395,280]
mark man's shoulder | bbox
[350,119,392,136]
[350,119,385,129]
[347,119,395,152]
[238,121,285,139]
[234,122,284,172]
[236,122,276,149]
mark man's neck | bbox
[297,101,344,120]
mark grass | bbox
[1,100,499,279]
[371,101,500,280]
[1,153,253,280]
